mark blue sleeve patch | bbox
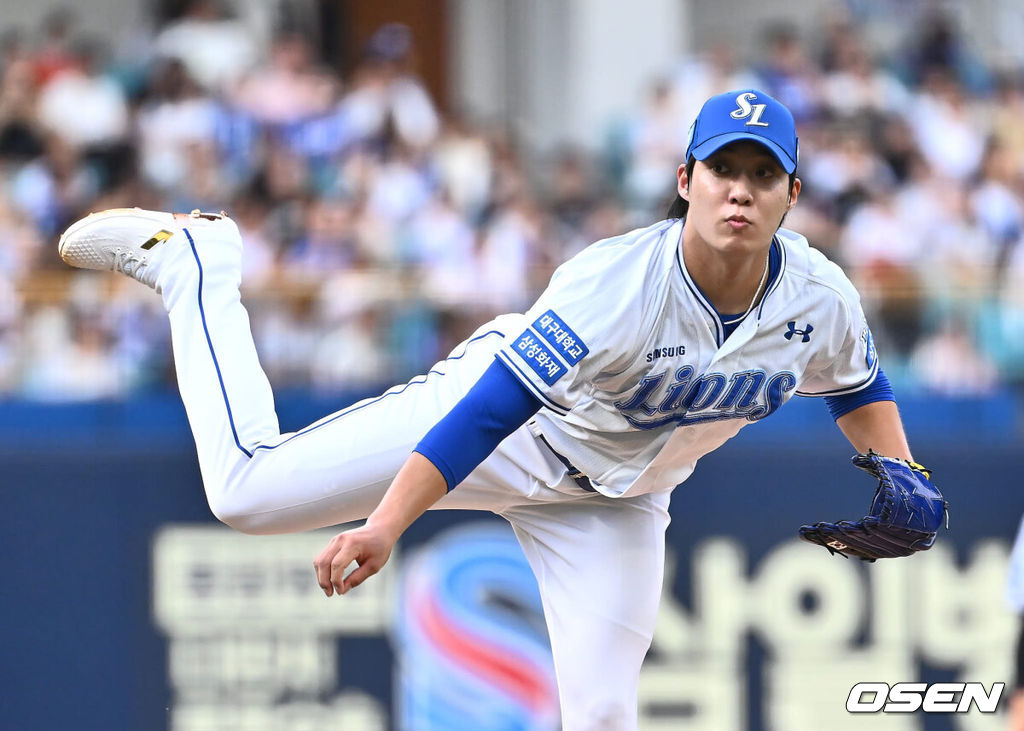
[862,325,877,368]
[512,330,567,385]
[533,310,589,366]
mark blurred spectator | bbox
[477,196,547,312]
[29,8,79,88]
[970,141,1024,284]
[232,32,337,125]
[671,44,763,125]
[260,142,310,206]
[314,269,401,387]
[923,185,994,284]
[891,156,951,241]
[250,294,319,387]
[908,70,985,181]
[106,281,173,391]
[19,305,121,401]
[910,317,998,396]
[547,148,600,232]
[817,6,857,74]
[801,123,896,222]
[232,194,279,286]
[755,24,821,122]
[163,144,232,213]
[904,8,990,92]
[557,195,632,260]
[0,274,23,391]
[363,147,433,242]
[36,39,128,151]
[820,29,911,120]
[154,0,259,93]
[35,38,134,194]
[431,119,493,222]
[873,116,919,184]
[990,73,1024,175]
[623,79,688,212]
[841,183,926,356]
[10,134,100,239]
[311,309,388,390]
[283,196,360,278]
[988,242,1024,383]
[338,23,440,152]
[0,31,45,159]
[841,181,924,269]
[136,59,218,193]
[0,199,45,278]
[404,192,478,307]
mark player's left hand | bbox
[314,523,396,596]
[799,450,949,562]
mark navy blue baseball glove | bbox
[799,451,949,562]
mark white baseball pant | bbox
[158,215,671,730]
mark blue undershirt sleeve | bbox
[823,368,895,421]
[415,359,543,491]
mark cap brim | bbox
[690,132,797,173]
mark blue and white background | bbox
[1,0,1023,728]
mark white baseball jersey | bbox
[496,218,878,498]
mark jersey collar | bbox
[757,236,786,318]
[675,244,724,345]
[675,232,786,346]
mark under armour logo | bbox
[784,321,813,342]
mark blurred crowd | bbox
[1,1,1022,401]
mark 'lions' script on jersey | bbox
[496,219,877,498]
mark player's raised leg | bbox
[57,208,525,533]
[502,491,671,731]
[59,209,285,504]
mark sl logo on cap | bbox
[730,92,770,128]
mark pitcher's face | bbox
[678,141,800,258]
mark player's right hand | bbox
[313,524,396,597]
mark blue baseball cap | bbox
[685,89,799,173]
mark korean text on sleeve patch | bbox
[533,310,590,366]
[512,330,567,385]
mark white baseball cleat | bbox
[58,208,227,292]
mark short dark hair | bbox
[666,157,797,219]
